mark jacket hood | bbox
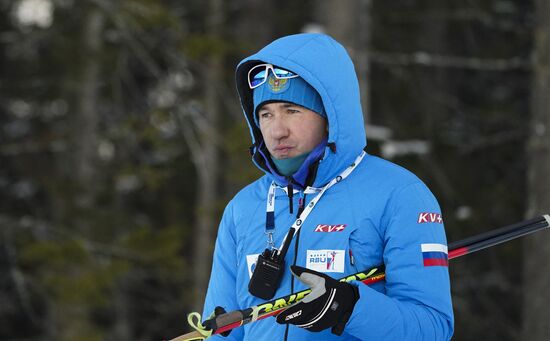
[236,33,367,187]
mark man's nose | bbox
[270,116,289,140]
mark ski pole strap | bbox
[186,312,212,340]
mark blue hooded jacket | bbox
[203,33,454,340]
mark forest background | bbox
[1,0,549,340]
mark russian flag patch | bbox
[421,243,449,267]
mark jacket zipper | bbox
[286,179,294,214]
[284,194,305,341]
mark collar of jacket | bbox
[253,138,327,190]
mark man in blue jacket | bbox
[203,33,454,340]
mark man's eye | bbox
[287,109,299,114]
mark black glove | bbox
[203,306,231,337]
[276,266,359,335]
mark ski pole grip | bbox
[167,330,204,341]
[213,310,245,331]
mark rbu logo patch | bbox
[306,249,345,273]
[314,224,346,233]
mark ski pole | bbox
[168,214,550,341]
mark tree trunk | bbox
[51,4,105,341]
[192,0,223,311]
[523,1,550,340]
[72,5,104,197]
[316,0,371,123]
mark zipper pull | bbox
[296,196,306,218]
[287,183,293,214]
[349,249,355,266]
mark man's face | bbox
[258,102,327,160]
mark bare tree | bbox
[49,3,106,341]
[315,0,372,123]
[72,4,104,196]
[523,1,550,340]
[190,0,224,311]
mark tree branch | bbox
[369,51,531,71]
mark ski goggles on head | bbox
[247,63,299,89]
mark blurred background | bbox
[1,0,549,340]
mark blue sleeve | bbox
[202,201,244,341]
[345,182,454,340]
